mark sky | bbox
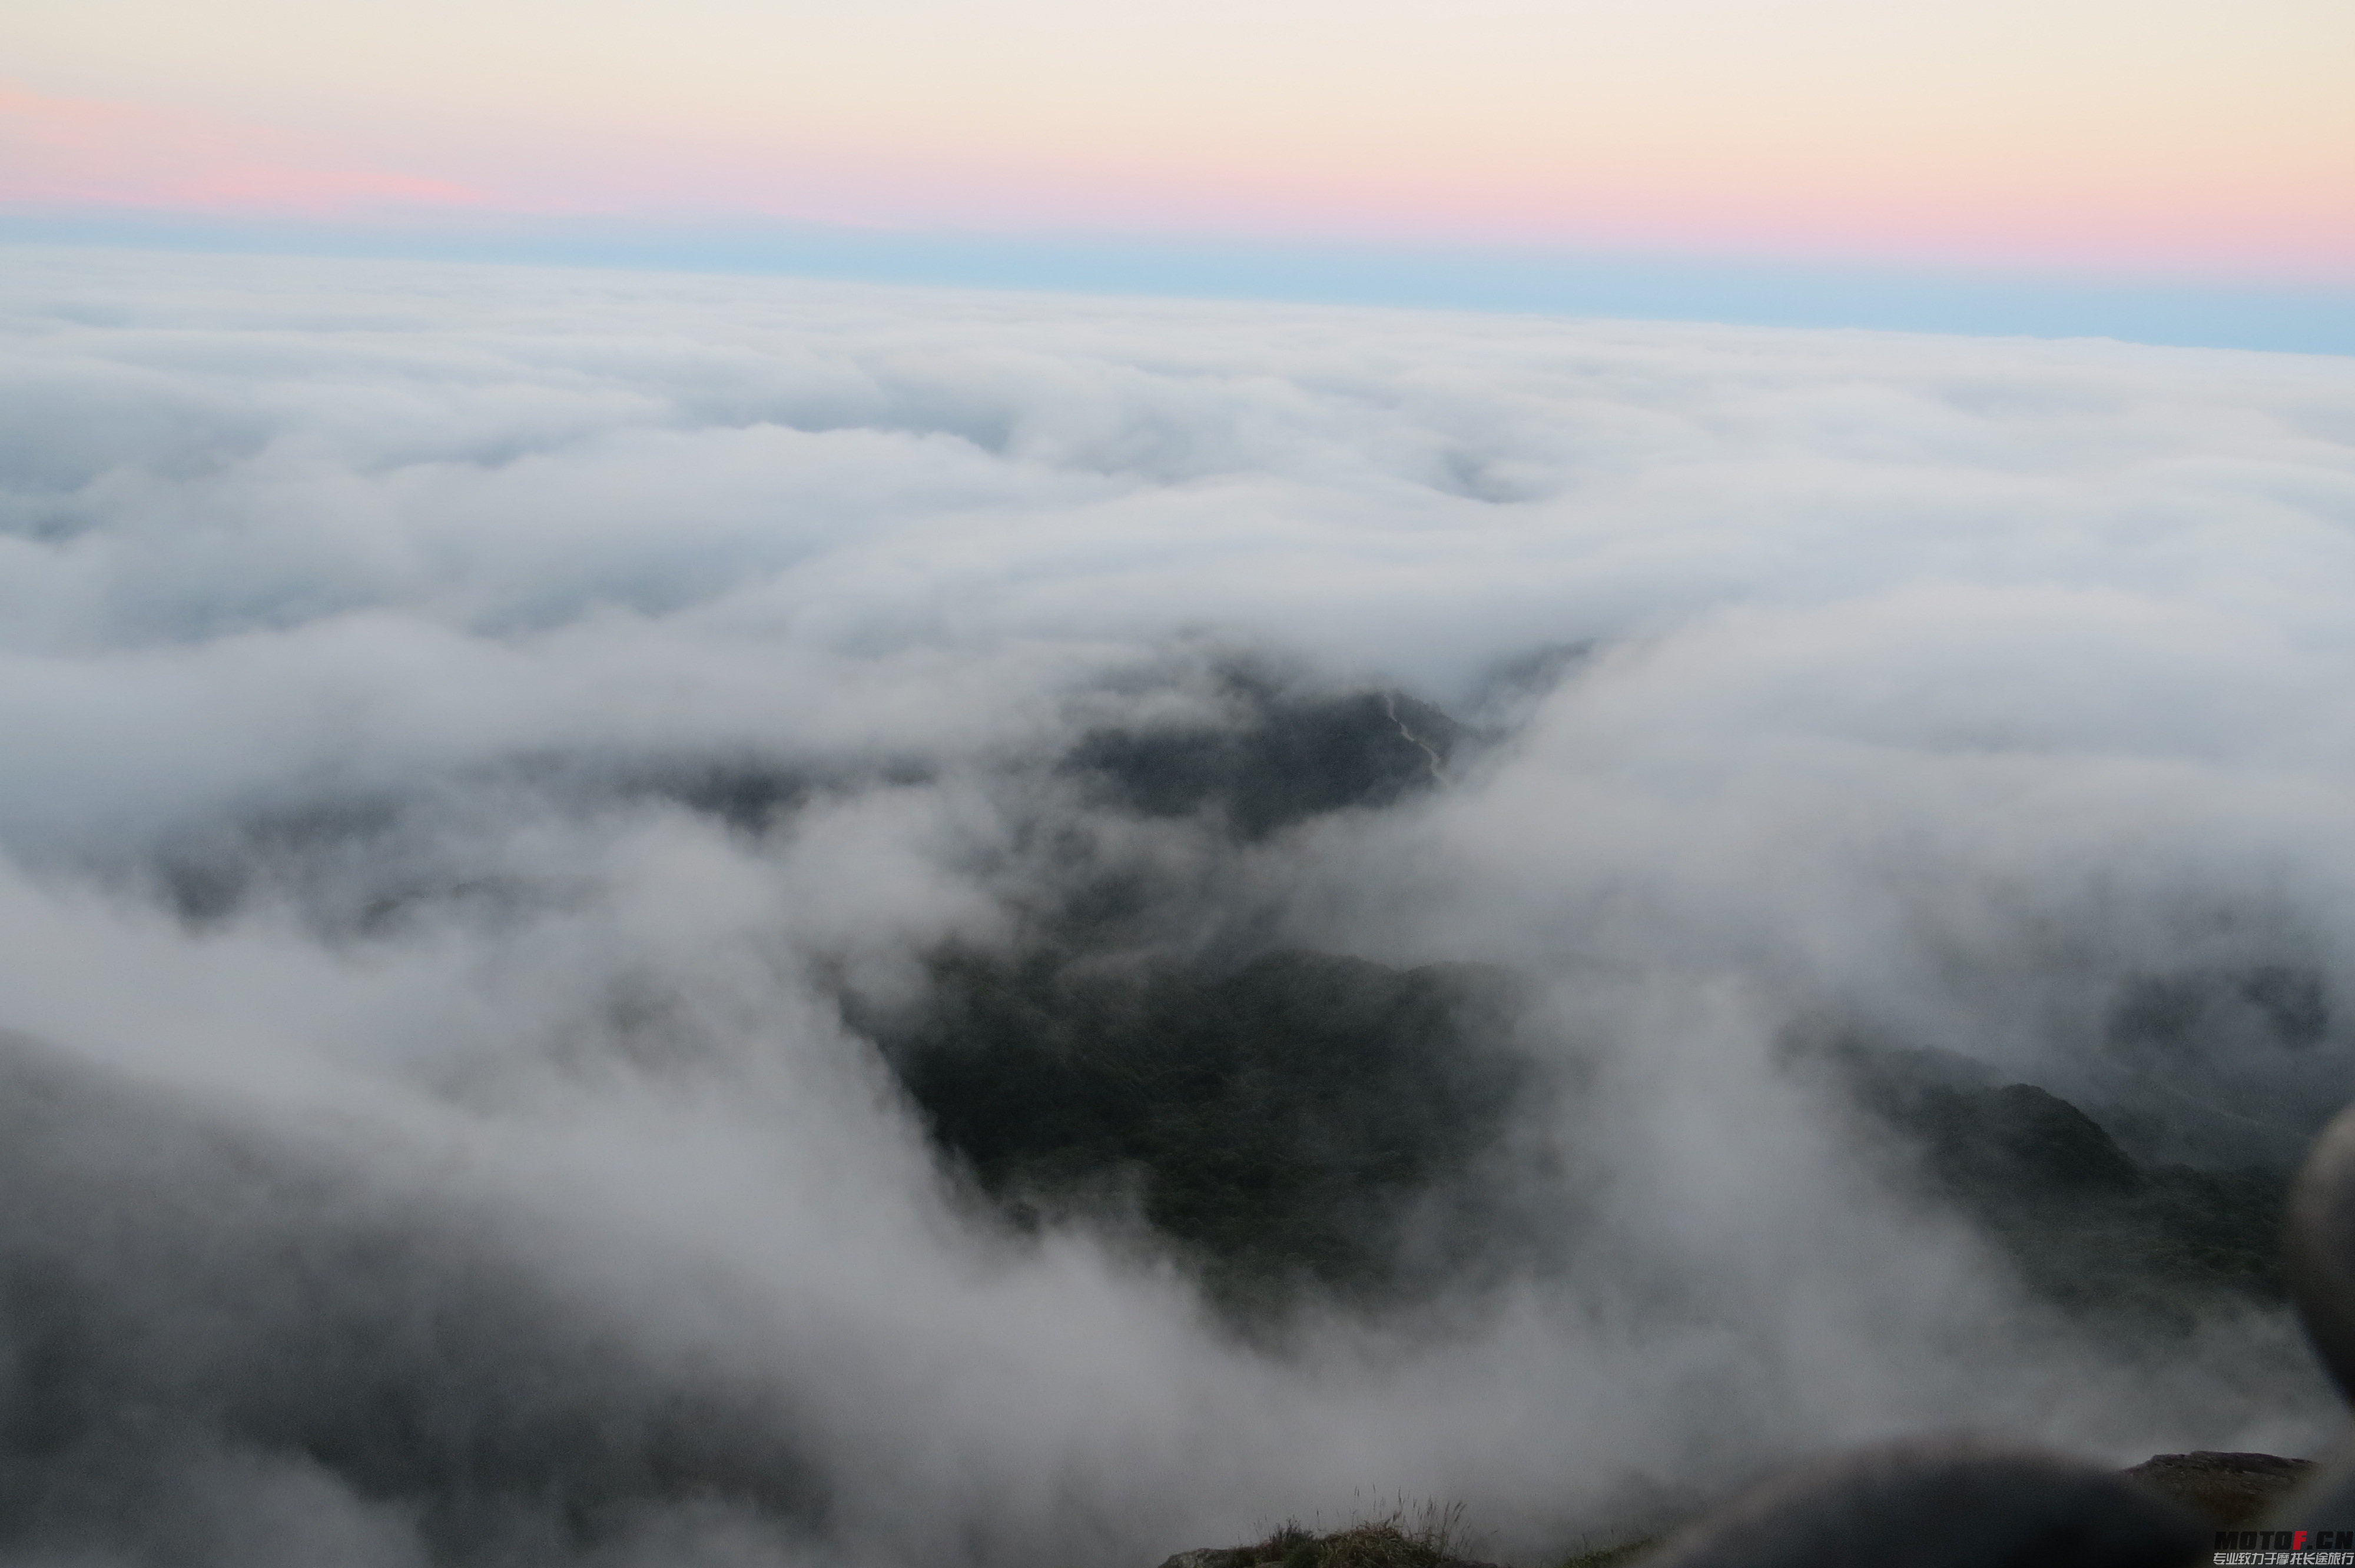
[5,0,2351,348]
[3,245,2354,1563]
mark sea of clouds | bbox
[4,244,2354,1567]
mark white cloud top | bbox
[3,245,2354,1566]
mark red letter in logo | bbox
[2294,1530,2311,1550]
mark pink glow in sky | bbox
[5,0,2351,285]
[0,88,487,218]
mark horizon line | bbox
[6,212,2351,360]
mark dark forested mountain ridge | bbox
[1064,671,1466,841]
[1805,1040,2291,1322]
[867,948,1534,1308]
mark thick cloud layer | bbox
[4,244,2355,1566]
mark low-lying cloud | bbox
[3,244,2354,1566]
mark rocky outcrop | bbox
[1150,1532,1502,1568]
[2122,1450,2316,1526]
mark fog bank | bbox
[3,246,2354,1566]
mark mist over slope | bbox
[3,245,2355,1566]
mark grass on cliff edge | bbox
[1232,1500,1468,1567]
[1216,1500,1657,1568]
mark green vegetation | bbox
[1245,1519,1450,1568]
[876,948,1530,1307]
[1815,1042,2291,1322]
[1066,674,1464,840]
[1163,1506,1662,1568]
[868,941,2306,1566]
[875,942,2294,1330]
[1173,1501,1475,1568]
